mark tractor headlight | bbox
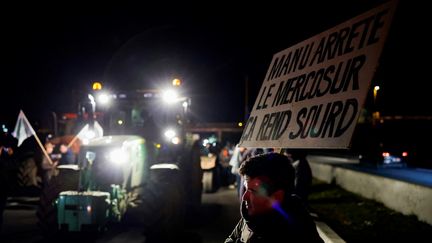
[164,129,181,144]
[171,136,180,145]
[162,89,178,104]
[164,129,176,139]
[97,92,111,106]
[109,149,128,165]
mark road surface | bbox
[1,187,240,243]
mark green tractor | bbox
[36,135,162,234]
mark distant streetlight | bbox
[373,85,380,103]
[372,85,381,126]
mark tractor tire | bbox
[36,168,79,237]
[17,157,42,188]
[202,167,220,193]
[202,170,213,193]
[136,168,186,241]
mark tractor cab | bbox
[55,135,150,232]
[77,135,149,192]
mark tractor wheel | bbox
[17,157,42,188]
[36,168,79,237]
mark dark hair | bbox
[239,152,295,192]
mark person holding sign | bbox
[283,149,313,202]
[225,152,322,242]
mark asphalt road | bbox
[1,187,240,243]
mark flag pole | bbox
[67,135,79,149]
[67,124,88,149]
[21,111,54,166]
[67,134,78,148]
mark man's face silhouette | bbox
[242,176,276,216]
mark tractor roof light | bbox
[172,78,181,86]
[92,82,103,91]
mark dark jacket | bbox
[225,195,323,243]
[292,157,313,201]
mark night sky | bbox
[1,1,430,131]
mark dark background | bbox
[1,0,430,130]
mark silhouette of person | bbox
[183,139,203,218]
[283,149,313,202]
[225,152,323,242]
[0,129,18,231]
[229,144,248,199]
[58,144,75,165]
[235,148,265,200]
[41,142,59,185]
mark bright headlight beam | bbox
[162,89,178,104]
[109,149,128,165]
[171,136,180,144]
[164,129,176,139]
[97,93,111,105]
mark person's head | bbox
[45,142,54,154]
[60,144,68,154]
[239,152,295,217]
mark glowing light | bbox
[109,149,129,165]
[172,78,181,86]
[155,143,161,149]
[117,119,123,125]
[271,201,291,221]
[164,129,176,139]
[171,136,180,144]
[402,152,408,157]
[87,205,92,213]
[182,101,188,109]
[97,92,111,105]
[238,122,243,127]
[92,82,102,90]
[162,89,178,104]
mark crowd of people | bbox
[0,130,77,232]
[2,127,321,241]
[0,129,17,231]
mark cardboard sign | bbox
[239,1,397,149]
[201,154,217,170]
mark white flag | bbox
[76,121,104,145]
[12,110,36,147]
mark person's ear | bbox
[271,189,285,203]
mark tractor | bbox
[36,134,184,236]
[35,80,196,237]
